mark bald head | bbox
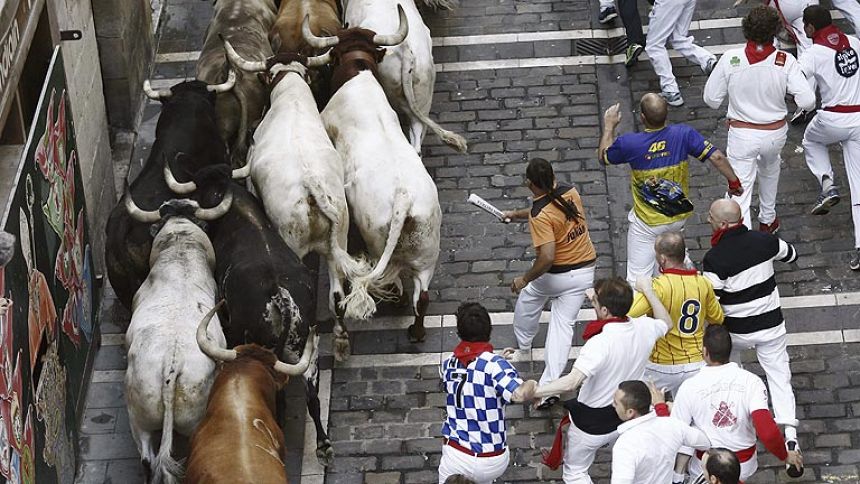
[710,199,742,224]
[640,93,668,128]
[655,231,686,265]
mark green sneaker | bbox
[625,43,644,67]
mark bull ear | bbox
[271,32,282,54]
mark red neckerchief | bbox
[744,40,776,64]
[582,317,629,341]
[660,267,699,276]
[453,341,494,367]
[813,25,850,51]
[710,218,744,247]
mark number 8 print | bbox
[678,299,701,334]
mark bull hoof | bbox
[407,324,426,343]
[334,335,351,362]
[316,440,334,467]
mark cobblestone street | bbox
[74,0,860,482]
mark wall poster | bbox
[0,45,99,484]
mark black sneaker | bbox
[811,187,840,215]
[790,108,816,126]
[703,57,717,76]
[625,43,644,67]
[599,6,618,24]
[536,396,560,410]
[850,249,860,271]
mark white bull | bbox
[322,69,442,342]
[341,0,466,154]
[123,196,231,484]
[226,42,366,361]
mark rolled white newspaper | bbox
[467,193,510,222]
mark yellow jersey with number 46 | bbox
[627,268,724,365]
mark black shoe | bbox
[536,396,560,410]
[811,187,840,215]
[850,249,860,271]
[786,440,804,477]
[625,43,644,67]
[599,6,618,24]
[790,108,816,126]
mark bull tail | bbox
[342,188,411,320]
[415,0,459,10]
[303,174,371,282]
[401,42,467,153]
[153,356,184,484]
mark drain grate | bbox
[574,37,630,56]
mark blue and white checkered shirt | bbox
[440,351,523,454]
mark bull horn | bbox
[206,69,237,93]
[196,300,237,362]
[302,15,340,49]
[232,163,251,179]
[222,36,266,72]
[163,158,197,195]
[124,193,161,223]
[273,328,317,376]
[373,5,409,46]
[307,50,332,68]
[143,80,172,100]
[194,190,234,221]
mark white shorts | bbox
[644,361,705,396]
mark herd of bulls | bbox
[101,0,465,482]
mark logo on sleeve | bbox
[712,401,738,428]
[835,47,859,78]
[775,51,786,67]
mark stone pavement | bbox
[75,0,860,482]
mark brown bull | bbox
[269,0,341,107]
[186,303,316,484]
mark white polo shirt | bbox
[671,362,769,451]
[573,317,670,408]
[611,412,711,484]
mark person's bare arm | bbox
[511,380,537,403]
[533,368,586,399]
[599,103,622,163]
[512,242,555,293]
[635,276,672,331]
[707,150,743,196]
[502,207,531,221]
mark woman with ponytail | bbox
[501,158,596,409]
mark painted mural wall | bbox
[0,46,99,484]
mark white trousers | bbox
[730,323,798,427]
[562,420,619,483]
[726,125,788,227]
[644,361,705,396]
[770,0,817,53]
[645,0,714,93]
[802,111,860,248]
[833,0,860,34]
[626,211,690,286]
[689,451,759,481]
[514,266,595,386]
[438,445,509,484]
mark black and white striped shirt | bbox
[703,225,797,334]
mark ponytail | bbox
[526,158,581,222]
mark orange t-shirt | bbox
[528,185,596,267]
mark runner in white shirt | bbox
[704,6,815,233]
[799,5,860,270]
[533,277,672,484]
[671,325,803,481]
[610,380,710,484]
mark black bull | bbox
[191,166,334,466]
[105,81,229,310]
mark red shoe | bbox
[759,218,780,234]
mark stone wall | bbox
[91,0,154,130]
[48,0,114,274]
